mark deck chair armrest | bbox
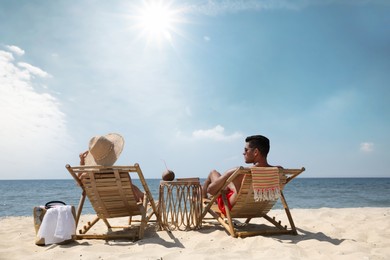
[282,167,305,185]
[208,167,243,203]
[221,167,246,190]
[201,167,245,220]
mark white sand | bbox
[1,208,389,260]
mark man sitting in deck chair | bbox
[79,133,144,203]
[202,135,280,214]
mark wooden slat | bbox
[66,163,158,241]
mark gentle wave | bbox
[1,178,390,217]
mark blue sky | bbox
[1,0,389,179]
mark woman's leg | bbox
[132,184,144,203]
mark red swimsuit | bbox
[217,188,234,215]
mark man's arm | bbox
[207,167,238,195]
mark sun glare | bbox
[134,1,182,46]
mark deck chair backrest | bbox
[251,167,281,201]
[68,164,157,222]
[81,168,142,219]
[231,167,280,218]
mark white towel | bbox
[37,205,76,245]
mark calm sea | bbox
[1,178,390,218]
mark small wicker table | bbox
[158,178,202,231]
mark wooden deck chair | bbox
[201,166,305,238]
[66,163,159,240]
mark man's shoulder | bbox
[248,165,283,168]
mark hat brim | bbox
[84,133,124,166]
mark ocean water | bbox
[1,178,390,218]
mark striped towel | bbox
[251,167,281,202]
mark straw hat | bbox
[84,133,124,166]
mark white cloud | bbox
[0,47,72,179]
[6,45,25,56]
[192,125,242,141]
[204,36,211,42]
[360,142,374,152]
[0,50,14,62]
[18,62,51,78]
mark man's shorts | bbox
[217,188,234,215]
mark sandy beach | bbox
[1,208,389,260]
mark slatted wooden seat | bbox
[201,166,305,238]
[66,163,159,240]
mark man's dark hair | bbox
[245,135,270,157]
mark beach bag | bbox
[33,201,76,246]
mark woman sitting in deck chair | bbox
[79,133,144,203]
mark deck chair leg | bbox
[221,192,236,237]
[145,195,157,222]
[137,166,160,225]
[201,198,215,220]
[213,213,234,236]
[279,191,297,235]
[75,191,86,227]
[137,197,149,239]
[263,214,286,229]
[204,196,236,237]
[245,218,252,224]
[138,219,145,239]
[79,217,100,234]
[102,218,112,229]
[146,203,157,222]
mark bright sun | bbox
[134,1,182,45]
